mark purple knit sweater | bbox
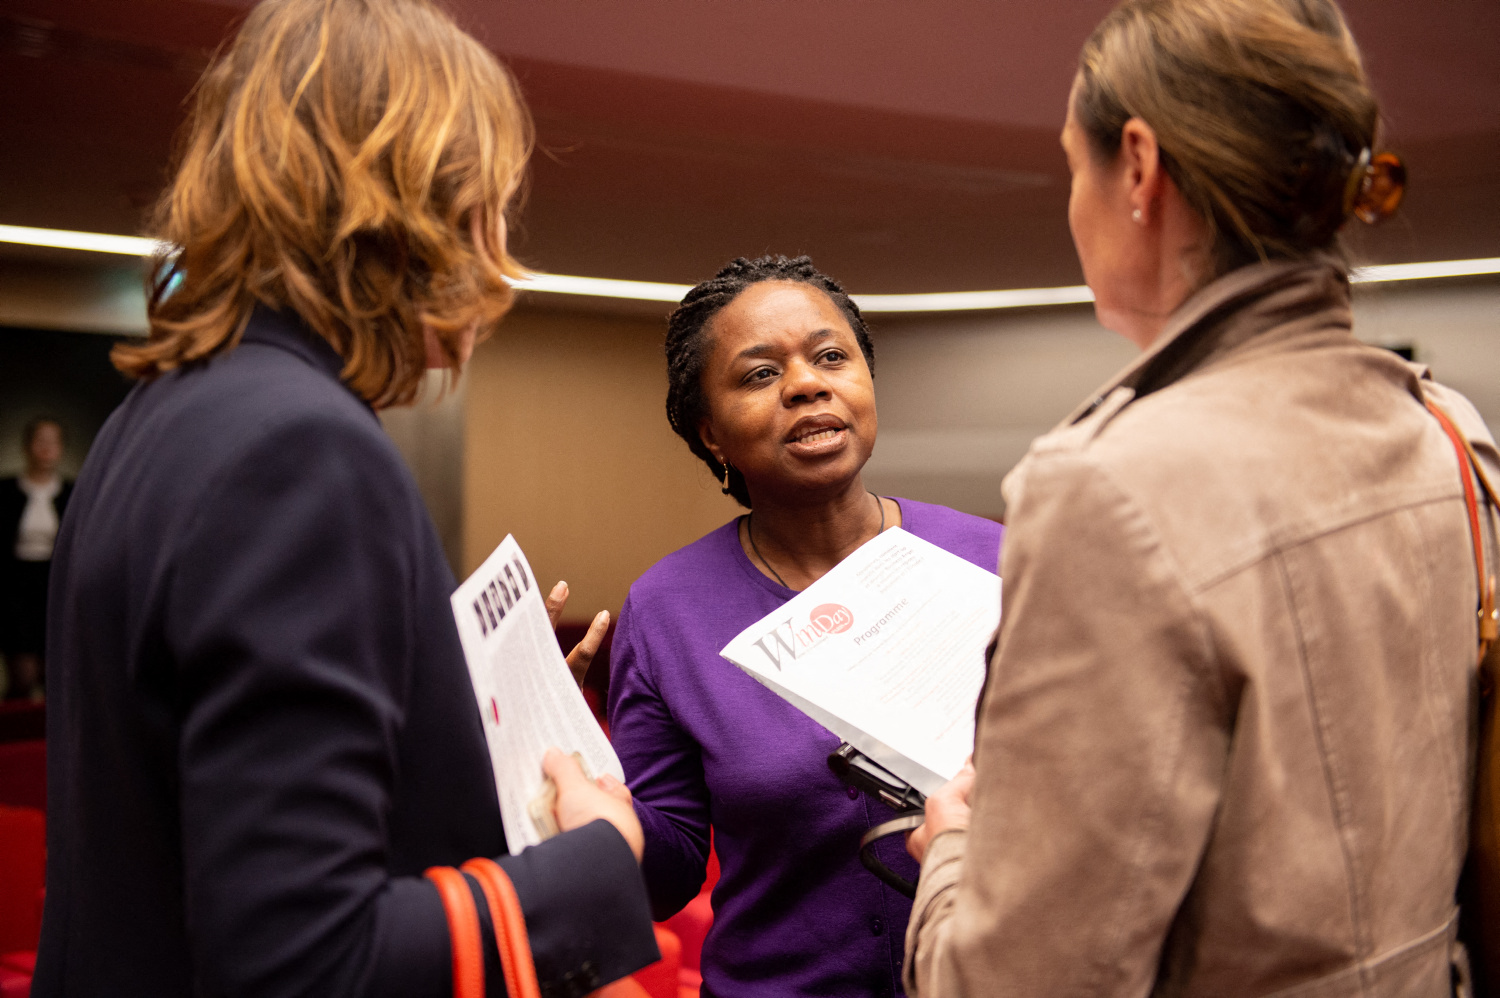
[608,499,1002,998]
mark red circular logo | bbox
[810,603,854,634]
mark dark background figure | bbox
[1,417,71,701]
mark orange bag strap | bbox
[462,858,543,998]
[426,866,486,998]
[1425,398,1499,664]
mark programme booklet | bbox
[450,535,624,853]
[719,527,1001,796]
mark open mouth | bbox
[791,427,842,445]
[784,417,849,453]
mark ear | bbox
[1119,117,1167,224]
[698,419,725,466]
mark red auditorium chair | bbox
[0,703,46,997]
[0,702,45,813]
[628,925,682,998]
[665,891,712,998]
[0,952,34,998]
[0,741,45,812]
[0,804,45,997]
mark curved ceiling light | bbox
[3,224,1498,313]
[0,224,165,257]
[1349,258,1500,284]
[853,285,1094,311]
[508,273,1103,310]
[508,271,688,303]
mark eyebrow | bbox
[734,327,837,362]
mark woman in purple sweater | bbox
[608,255,1002,998]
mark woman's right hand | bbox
[544,748,645,863]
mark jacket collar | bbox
[1068,256,1353,425]
[238,304,351,388]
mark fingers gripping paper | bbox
[451,535,624,853]
[719,528,1001,796]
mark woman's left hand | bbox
[545,581,611,687]
[906,757,976,864]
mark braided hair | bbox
[665,255,875,508]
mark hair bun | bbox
[1346,150,1406,224]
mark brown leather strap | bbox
[462,857,542,998]
[426,866,485,998]
[1425,398,1499,663]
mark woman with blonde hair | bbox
[904,0,1496,994]
[34,1,657,995]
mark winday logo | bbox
[751,604,854,670]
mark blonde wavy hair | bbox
[114,0,532,408]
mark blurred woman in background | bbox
[903,0,1495,994]
[35,1,656,995]
[609,255,1003,998]
[1,417,70,701]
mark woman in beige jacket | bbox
[903,0,1497,995]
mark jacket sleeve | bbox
[165,416,656,998]
[606,599,713,920]
[905,449,1230,998]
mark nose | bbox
[781,357,832,405]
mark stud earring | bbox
[1132,208,1143,223]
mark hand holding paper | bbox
[450,536,626,853]
[544,748,644,862]
[719,527,1001,796]
[906,757,976,864]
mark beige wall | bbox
[463,308,742,621]
[863,304,1136,518]
[379,372,467,576]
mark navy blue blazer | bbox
[33,308,657,998]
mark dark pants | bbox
[2,558,51,694]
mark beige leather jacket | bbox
[906,259,1497,997]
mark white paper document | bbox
[719,527,1000,796]
[451,535,624,853]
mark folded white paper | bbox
[719,527,1001,796]
[451,535,624,853]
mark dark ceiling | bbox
[1,0,1496,294]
